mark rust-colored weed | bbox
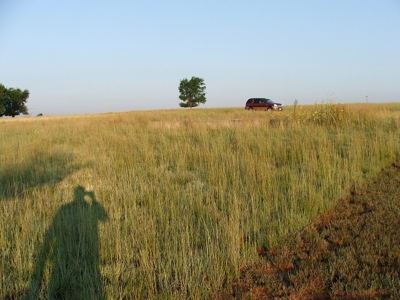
[220,158,400,299]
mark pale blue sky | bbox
[1,0,399,115]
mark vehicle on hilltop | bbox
[245,98,283,111]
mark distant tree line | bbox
[0,83,29,117]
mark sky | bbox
[1,0,400,116]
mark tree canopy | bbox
[178,76,206,108]
[0,84,29,117]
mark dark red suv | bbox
[245,98,283,111]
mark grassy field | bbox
[1,102,399,299]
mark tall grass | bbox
[1,103,399,299]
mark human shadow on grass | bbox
[24,186,108,300]
[0,151,81,201]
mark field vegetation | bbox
[222,158,400,299]
[1,102,399,299]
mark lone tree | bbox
[0,84,29,117]
[178,76,206,108]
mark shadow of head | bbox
[74,185,86,200]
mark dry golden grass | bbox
[1,103,399,299]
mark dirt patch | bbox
[151,119,263,129]
[149,118,289,129]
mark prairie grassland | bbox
[1,103,399,299]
